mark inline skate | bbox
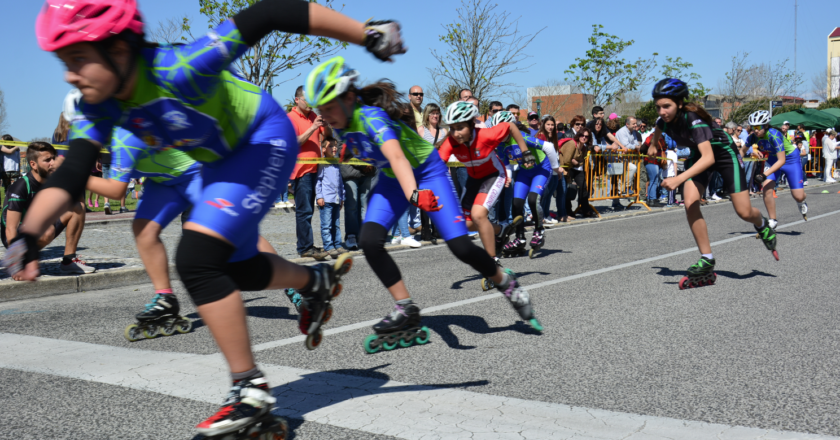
[363,301,430,354]
[198,376,289,440]
[124,294,192,342]
[678,256,716,290]
[497,269,542,331]
[284,288,301,313]
[481,257,503,291]
[799,201,808,221]
[755,217,779,261]
[298,253,353,350]
[528,229,545,259]
[502,235,527,257]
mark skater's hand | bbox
[317,198,325,208]
[661,177,680,191]
[505,177,511,188]
[410,189,443,212]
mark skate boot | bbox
[755,217,779,261]
[124,294,192,342]
[528,229,545,259]
[196,375,288,439]
[799,201,808,220]
[755,218,778,239]
[494,215,524,250]
[364,302,430,354]
[481,257,503,291]
[502,236,527,257]
[678,257,717,290]
[497,269,542,331]
[298,253,353,350]
[284,288,302,313]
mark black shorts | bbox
[461,172,505,221]
[0,219,64,249]
[684,140,748,194]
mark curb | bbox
[4,181,832,302]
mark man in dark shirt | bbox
[2,142,94,278]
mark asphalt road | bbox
[1,183,840,439]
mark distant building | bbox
[702,95,806,121]
[830,27,840,99]
[526,86,593,123]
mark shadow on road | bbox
[651,266,776,282]
[450,270,550,290]
[423,314,541,350]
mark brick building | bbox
[526,86,593,124]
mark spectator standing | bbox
[419,103,447,146]
[562,129,596,218]
[738,124,749,145]
[664,144,679,205]
[459,88,473,101]
[340,144,376,250]
[1,142,94,277]
[526,111,540,136]
[408,85,424,129]
[714,117,723,128]
[823,130,837,182]
[795,134,809,186]
[289,85,328,260]
[614,117,640,200]
[537,116,564,223]
[316,137,346,259]
[585,106,625,147]
[466,98,485,128]
[1,134,20,191]
[506,104,521,122]
[484,101,503,128]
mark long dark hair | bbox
[539,116,558,145]
[575,128,592,149]
[352,80,410,123]
[680,101,716,127]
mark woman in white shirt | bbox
[822,130,837,182]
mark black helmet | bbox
[652,78,689,100]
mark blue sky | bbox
[1,0,834,140]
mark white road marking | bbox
[0,333,832,440]
[253,209,840,353]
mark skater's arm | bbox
[86,176,129,200]
[606,132,625,149]
[5,211,21,243]
[380,139,418,200]
[761,151,786,179]
[506,123,529,158]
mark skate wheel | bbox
[331,282,343,300]
[414,327,431,345]
[528,248,536,259]
[363,334,382,354]
[334,253,354,276]
[124,324,142,342]
[398,336,415,348]
[382,339,398,351]
[481,278,494,291]
[772,250,779,261]
[176,318,192,334]
[305,330,323,351]
[678,277,689,290]
[323,304,333,324]
[142,325,160,339]
[159,321,176,337]
[528,318,544,332]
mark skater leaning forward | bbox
[304,56,542,354]
[646,79,778,290]
[21,0,407,436]
[437,101,525,289]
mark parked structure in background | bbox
[829,27,840,99]
[526,86,592,123]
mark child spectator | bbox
[665,144,679,206]
[315,137,346,259]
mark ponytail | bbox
[680,101,716,128]
[353,80,409,122]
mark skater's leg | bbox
[527,192,542,229]
[470,205,497,256]
[360,222,410,300]
[133,219,171,290]
[683,181,712,255]
[729,191,762,225]
[761,180,777,220]
[257,235,278,254]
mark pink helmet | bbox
[36,0,144,52]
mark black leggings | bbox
[566,169,590,215]
[358,222,497,287]
[513,192,541,237]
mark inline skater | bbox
[492,111,562,259]
[646,79,777,290]
[437,102,525,289]
[746,110,808,223]
[304,57,542,354]
[20,1,405,436]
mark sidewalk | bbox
[1,180,832,301]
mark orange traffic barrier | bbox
[577,151,650,218]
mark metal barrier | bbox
[804,146,835,178]
[578,151,650,218]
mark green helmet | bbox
[443,101,479,125]
[305,56,360,107]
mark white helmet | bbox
[443,101,479,125]
[747,110,771,126]
[63,88,83,123]
[491,111,516,126]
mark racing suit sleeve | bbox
[541,142,560,170]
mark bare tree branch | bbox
[812,69,828,101]
[147,15,191,43]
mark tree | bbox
[427,0,544,104]
[635,100,657,127]
[818,97,840,110]
[717,52,803,123]
[0,87,7,135]
[659,56,708,101]
[147,15,191,43]
[564,24,658,107]
[811,69,829,102]
[197,0,347,90]
[427,83,463,109]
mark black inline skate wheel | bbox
[124,324,143,342]
[176,318,192,334]
[305,330,323,351]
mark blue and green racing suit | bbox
[500,136,559,200]
[333,103,467,242]
[70,20,296,261]
[749,128,804,190]
[108,127,202,227]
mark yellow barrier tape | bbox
[0,139,109,154]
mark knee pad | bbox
[359,222,402,287]
[226,253,273,292]
[446,235,497,278]
[175,230,238,306]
